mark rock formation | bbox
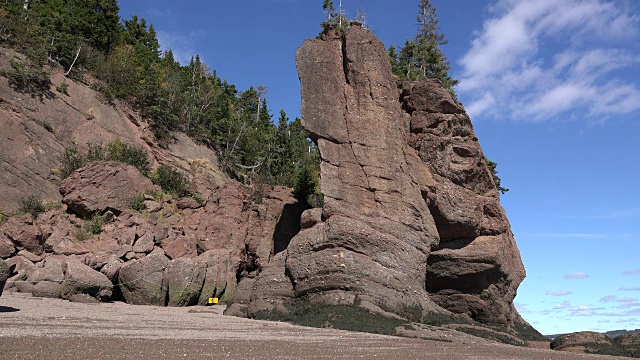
[1,26,539,342]
[228,24,536,339]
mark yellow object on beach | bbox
[208,298,219,304]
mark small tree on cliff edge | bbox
[390,0,458,93]
[321,0,348,34]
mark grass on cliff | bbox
[59,140,151,179]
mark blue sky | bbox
[118,0,640,335]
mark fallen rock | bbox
[117,248,169,305]
[163,257,206,306]
[61,257,112,302]
[60,161,158,218]
[1,214,45,255]
[26,255,66,298]
[0,258,16,297]
[0,236,16,259]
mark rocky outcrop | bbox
[60,161,158,218]
[230,24,533,338]
[551,331,640,357]
[284,25,442,319]
[402,79,528,328]
[0,157,301,307]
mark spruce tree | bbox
[389,0,458,93]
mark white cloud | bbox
[564,272,589,280]
[623,269,640,275]
[156,30,206,65]
[457,0,640,123]
[601,295,617,302]
[546,290,572,296]
[553,300,573,309]
[620,287,640,291]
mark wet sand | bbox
[0,292,628,359]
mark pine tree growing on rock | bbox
[390,0,458,93]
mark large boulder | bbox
[60,161,158,218]
[1,214,45,255]
[117,248,169,305]
[61,257,112,302]
[163,257,206,306]
[0,258,16,297]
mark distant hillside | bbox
[547,329,640,340]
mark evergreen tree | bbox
[320,0,348,34]
[389,0,458,93]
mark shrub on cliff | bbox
[150,165,191,197]
[59,141,151,179]
[20,195,45,219]
[0,60,51,96]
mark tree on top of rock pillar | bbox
[321,0,348,34]
[391,0,459,93]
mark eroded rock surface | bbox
[233,25,533,338]
[284,25,442,319]
[402,79,528,329]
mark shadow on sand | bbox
[0,306,20,313]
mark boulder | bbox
[0,235,16,259]
[61,257,112,302]
[1,214,45,255]
[0,258,16,297]
[117,248,169,305]
[551,331,614,353]
[60,161,158,218]
[26,255,66,298]
[163,257,206,306]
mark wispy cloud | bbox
[546,290,572,296]
[156,30,206,65]
[457,0,640,123]
[601,295,617,303]
[620,287,640,291]
[623,269,640,275]
[564,272,589,280]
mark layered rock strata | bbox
[286,26,442,318]
[231,25,531,333]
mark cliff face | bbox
[231,25,534,336]
[1,27,538,340]
[289,26,442,318]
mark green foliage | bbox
[254,300,407,336]
[104,140,151,175]
[0,211,8,227]
[150,165,191,197]
[293,165,323,208]
[129,194,147,212]
[56,81,69,95]
[20,195,45,219]
[388,1,458,93]
[2,1,317,193]
[320,0,349,35]
[58,141,151,179]
[74,214,109,240]
[484,157,509,194]
[0,60,51,96]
